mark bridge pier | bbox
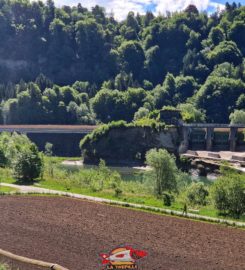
[206,127,214,151]
[179,126,190,153]
[229,127,237,152]
[180,123,245,153]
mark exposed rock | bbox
[81,126,179,165]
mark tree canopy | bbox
[0,2,244,124]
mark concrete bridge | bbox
[180,123,245,153]
[0,125,97,134]
[0,125,97,157]
[0,124,244,156]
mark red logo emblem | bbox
[100,246,147,269]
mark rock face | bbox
[81,126,179,165]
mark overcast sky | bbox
[53,0,245,20]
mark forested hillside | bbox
[0,1,244,124]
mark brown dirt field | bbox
[0,196,244,270]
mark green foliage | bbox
[186,182,209,206]
[80,119,167,150]
[0,3,244,124]
[229,110,245,124]
[118,41,145,78]
[206,41,242,66]
[178,103,206,123]
[208,27,225,46]
[0,132,43,182]
[196,76,245,123]
[134,107,150,121]
[145,148,178,196]
[12,144,43,182]
[0,132,33,166]
[211,169,245,218]
[162,192,175,206]
[80,121,127,148]
[45,142,53,157]
[0,145,8,167]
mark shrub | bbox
[114,187,123,197]
[134,107,150,120]
[145,148,178,196]
[0,132,34,166]
[186,182,209,206]
[162,192,175,206]
[12,144,43,182]
[211,170,245,218]
[229,109,245,124]
[45,142,53,156]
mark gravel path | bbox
[1,183,245,228]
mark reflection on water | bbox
[60,162,145,182]
[61,162,214,183]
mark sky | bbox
[53,0,245,20]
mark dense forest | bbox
[0,1,244,124]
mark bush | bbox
[134,107,150,120]
[145,148,178,196]
[229,109,245,124]
[12,144,43,182]
[178,103,206,123]
[114,187,123,197]
[45,142,53,156]
[186,182,209,206]
[211,170,245,218]
[0,132,34,166]
[162,192,175,206]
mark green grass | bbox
[37,178,245,222]
[0,185,18,193]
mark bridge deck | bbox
[182,123,245,128]
[0,125,98,134]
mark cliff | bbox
[80,124,179,165]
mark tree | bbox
[236,94,245,109]
[185,5,199,15]
[229,110,245,124]
[229,21,245,55]
[12,144,43,182]
[207,41,242,66]
[178,103,205,123]
[208,27,224,46]
[119,41,145,79]
[134,107,149,121]
[174,76,197,104]
[92,89,126,122]
[210,62,237,79]
[35,74,53,92]
[0,132,43,181]
[196,76,245,123]
[145,148,178,196]
[153,73,176,109]
[211,169,245,218]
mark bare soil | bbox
[0,196,244,270]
